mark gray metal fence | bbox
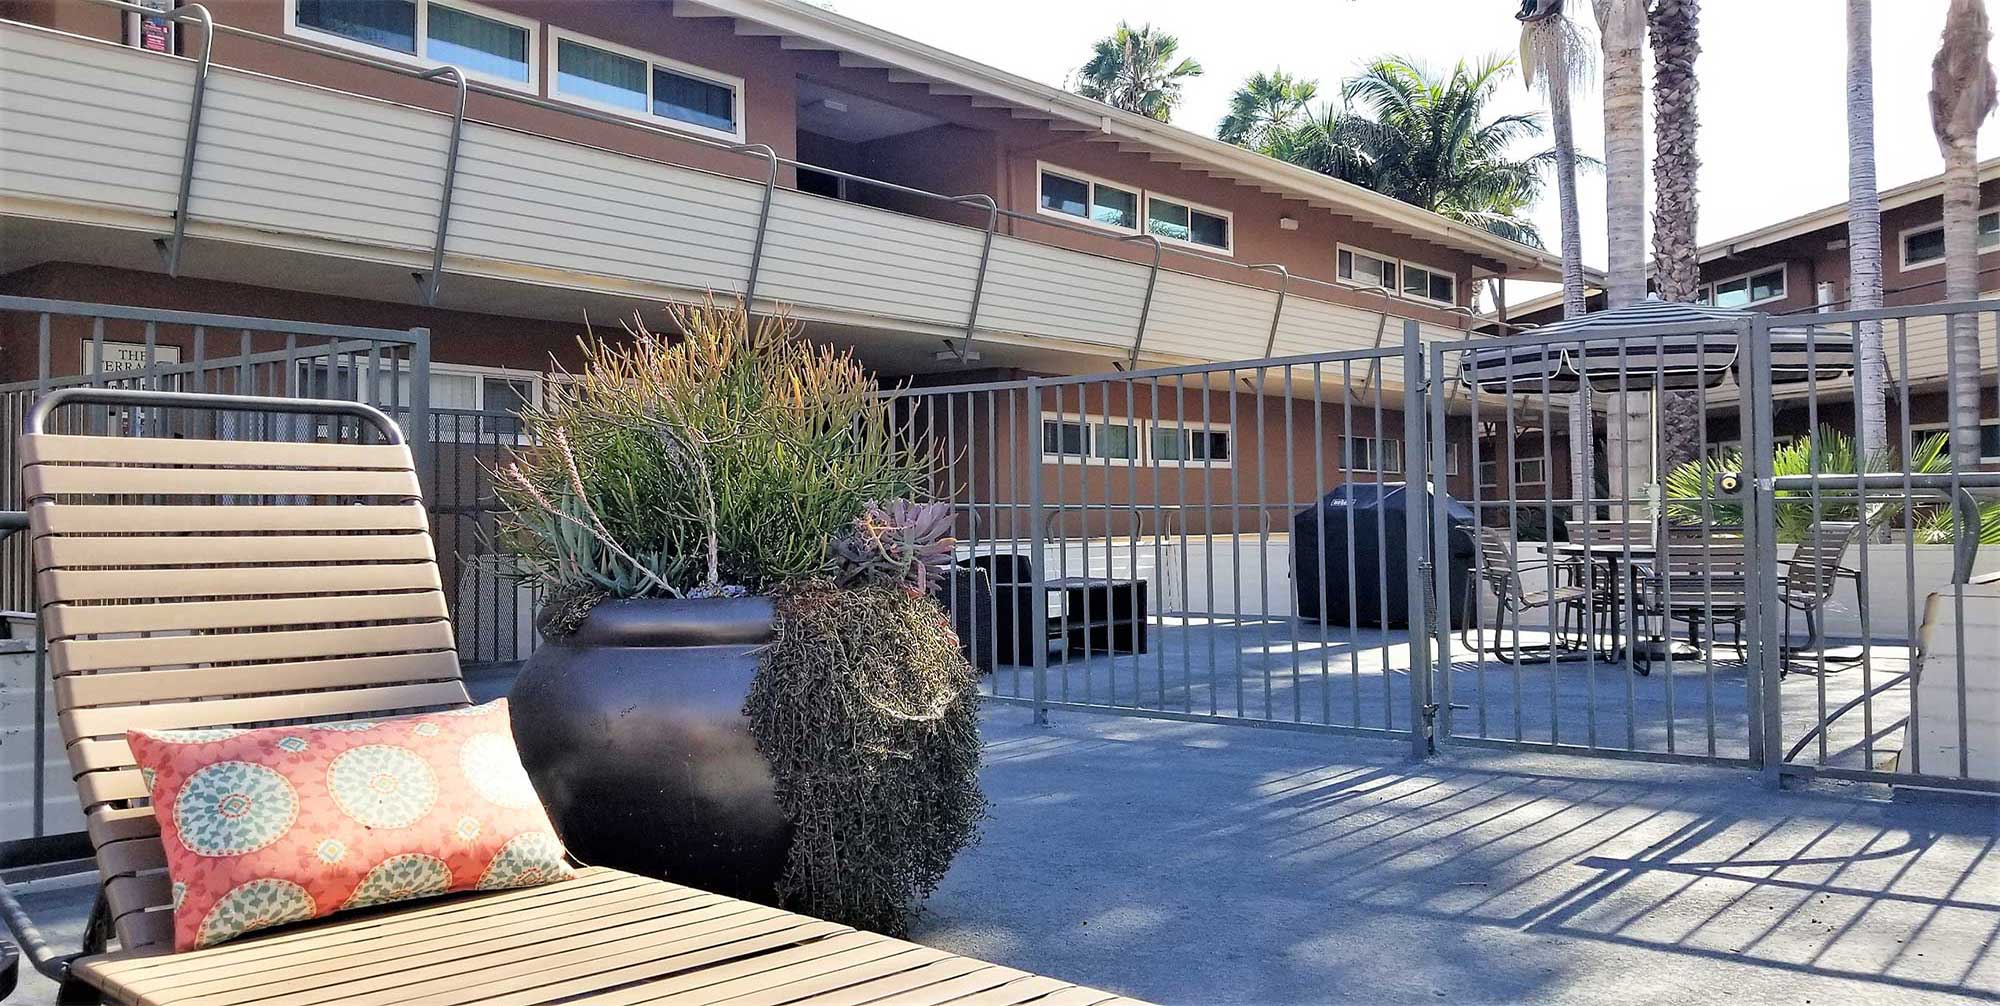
[0,297,430,855]
[916,304,1998,796]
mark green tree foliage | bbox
[1225,55,1567,247]
[1072,21,1203,122]
[1663,425,1997,543]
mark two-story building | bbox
[0,0,1569,661]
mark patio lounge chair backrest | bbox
[20,390,466,954]
[1783,521,1862,607]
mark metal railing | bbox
[63,0,1493,363]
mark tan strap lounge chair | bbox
[0,388,1145,1006]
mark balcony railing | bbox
[0,3,1492,372]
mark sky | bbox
[821,0,2000,304]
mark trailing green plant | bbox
[828,500,957,591]
[746,582,985,936]
[494,297,929,611]
[1661,424,1976,542]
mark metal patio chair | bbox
[0,388,1144,1006]
[1630,540,1751,674]
[1778,521,1864,671]
[1462,528,1591,659]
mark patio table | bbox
[1546,541,1696,665]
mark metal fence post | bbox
[1024,377,1050,726]
[407,328,432,487]
[1401,320,1434,757]
[1740,314,1783,784]
[738,144,779,310]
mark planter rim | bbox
[563,595,775,647]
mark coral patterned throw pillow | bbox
[128,698,574,951]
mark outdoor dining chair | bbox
[0,388,1144,1006]
[1778,521,1864,671]
[1630,540,1751,673]
[1461,527,1591,659]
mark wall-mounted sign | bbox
[82,339,181,375]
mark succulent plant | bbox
[829,500,957,592]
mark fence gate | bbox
[0,296,431,855]
[1734,303,2000,795]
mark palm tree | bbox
[1596,0,1650,508]
[1651,0,1703,472]
[1930,0,1996,471]
[1217,70,1318,148]
[1072,22,1203,123]
[1252,56,1556,246]
[1518,0,1595,507]
[1849,0,1890,466]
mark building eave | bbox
[674,0,1568,281]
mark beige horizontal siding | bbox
[0,22,1497,372]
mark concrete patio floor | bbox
[8,703,1994,1004]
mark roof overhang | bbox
[673,0,1569,281]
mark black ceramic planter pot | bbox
[508,596,792,903]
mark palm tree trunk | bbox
[1548,60,1595,509]
[1849,0,1889,466]
[1652,0,1702,474]
[1599,0,1651,510]
[1942,139,1987,469]
[1931,0,1997,471]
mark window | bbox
[1150,425,1232,466]
[549,28,744,141]
[1900,210,2000,269]
[1913,420,2000,462]
[1037,165,1141,231]
[1146,195,1231,252]
[1401,262,1457,306]
[288,0,535,89]
[1041,417,1142,463]
[297,361,543,442]
[1698,264,1786,308]
[1445,444,1462,477]
[1515,458,1547,484]
[1337,246,1397,291]
[1342,436,1402,473]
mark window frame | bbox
[1898,207,2000,271]
[283,0,540,92]
[1034,162,1145,235]
[1911,420,2000,463]
[1341,435,1404,475]
[546,25,746,143]
[1039,413,1144,465]
[1515,457,1547,485]
[1399,259,1458,307]
[1142,192,1234,256]
[1698,263,1788,309]
[1147,420,1234,469]
[1336,244,1399,293]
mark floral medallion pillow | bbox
[128,698,574,951]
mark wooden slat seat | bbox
[21,389,1148,1004]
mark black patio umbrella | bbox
[1460,300,1856,393]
